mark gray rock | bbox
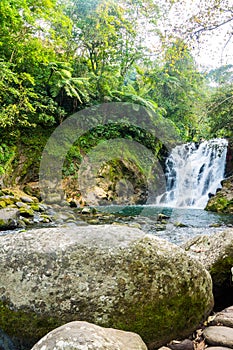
[15,201,28,208]
[0,208,19,229]
[182,229,233,269]
[211,306,233,328]
[203,326,233,348]
[31,321,147,350]
[167,339,194,350]
[0,225,213,348]
[0,208,19,220]
[206,347,233,350]
[183,229,233,307]
[38,204,48,212]
[81,206,92,214]
[20,196,34,203]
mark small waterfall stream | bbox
[156,139,228,209]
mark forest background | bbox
[0,0,232,188]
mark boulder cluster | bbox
[0,195,232,350]
[0,225,214,350]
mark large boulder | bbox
[183,229,233,310]
[0,225,213,349]
[31,321,147,350]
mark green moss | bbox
[0,301,63,348]
[111,292,211,347]
[205,177,233,214]
[19,207,34,217]
[0,201,6,208]
[206,195,232,213]
[30,204,40,211]
[0,197,15,206]
[210,256,233,286]
[0,219,6,226]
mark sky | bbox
[158,0,233,71]
[193,25,233,70]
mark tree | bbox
[0,0,73,129]
[158,0,233,67]
[206,83,233,139]
[64,0,161,101]
[133,40,206,139]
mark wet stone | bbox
[206,347,233,350]
[20,196,34,203]
[211,306,233,328]
[15,202,28,208]
[203,326,233,348]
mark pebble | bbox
[203,326,233,348]
[15,202,28,208]
[20,196,34,203]
[211,306,233,328]
[157,306,233,350]
[206,347,233,349]
[168,339,194,350]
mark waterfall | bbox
[156,139,228,209]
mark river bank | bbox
[1,186,233,244]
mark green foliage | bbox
[143,40,206,140]
[207,65,233,85]
[0,0,231,186]
[206,83,233,139]
[0,143,16,175]
[62,121,164,177]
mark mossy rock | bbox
[183,229,233,310]
[30,204,40,212]
[205,176,233,214]
[0,201,7,209]
[19,207,34,218]
[0,225,213,349]
[0,196,16,206]
[0,302,62,345]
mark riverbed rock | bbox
[206,347,233,350]
[31,321,147,350]
[0,208,19,229]
[183,229,233,309]
[211,306,233,328]
[0,225,213,349]
[205,176,233,214]
[203,326,233,348]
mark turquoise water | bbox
[96,205,233,244]
[1,205,232,245]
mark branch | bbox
[221,32,233,63]
[192,16,233,39]
[208,94,233,113]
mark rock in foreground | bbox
[183,229,233,309]
[0,225,213,349]
[31,321,147,350]
[203,326,233,348]
[211,306,233,328]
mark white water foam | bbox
[156,139,228,209]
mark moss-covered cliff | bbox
[205,176,233,214]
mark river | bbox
[96,204,233,244]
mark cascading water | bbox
[156,138,228,209]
